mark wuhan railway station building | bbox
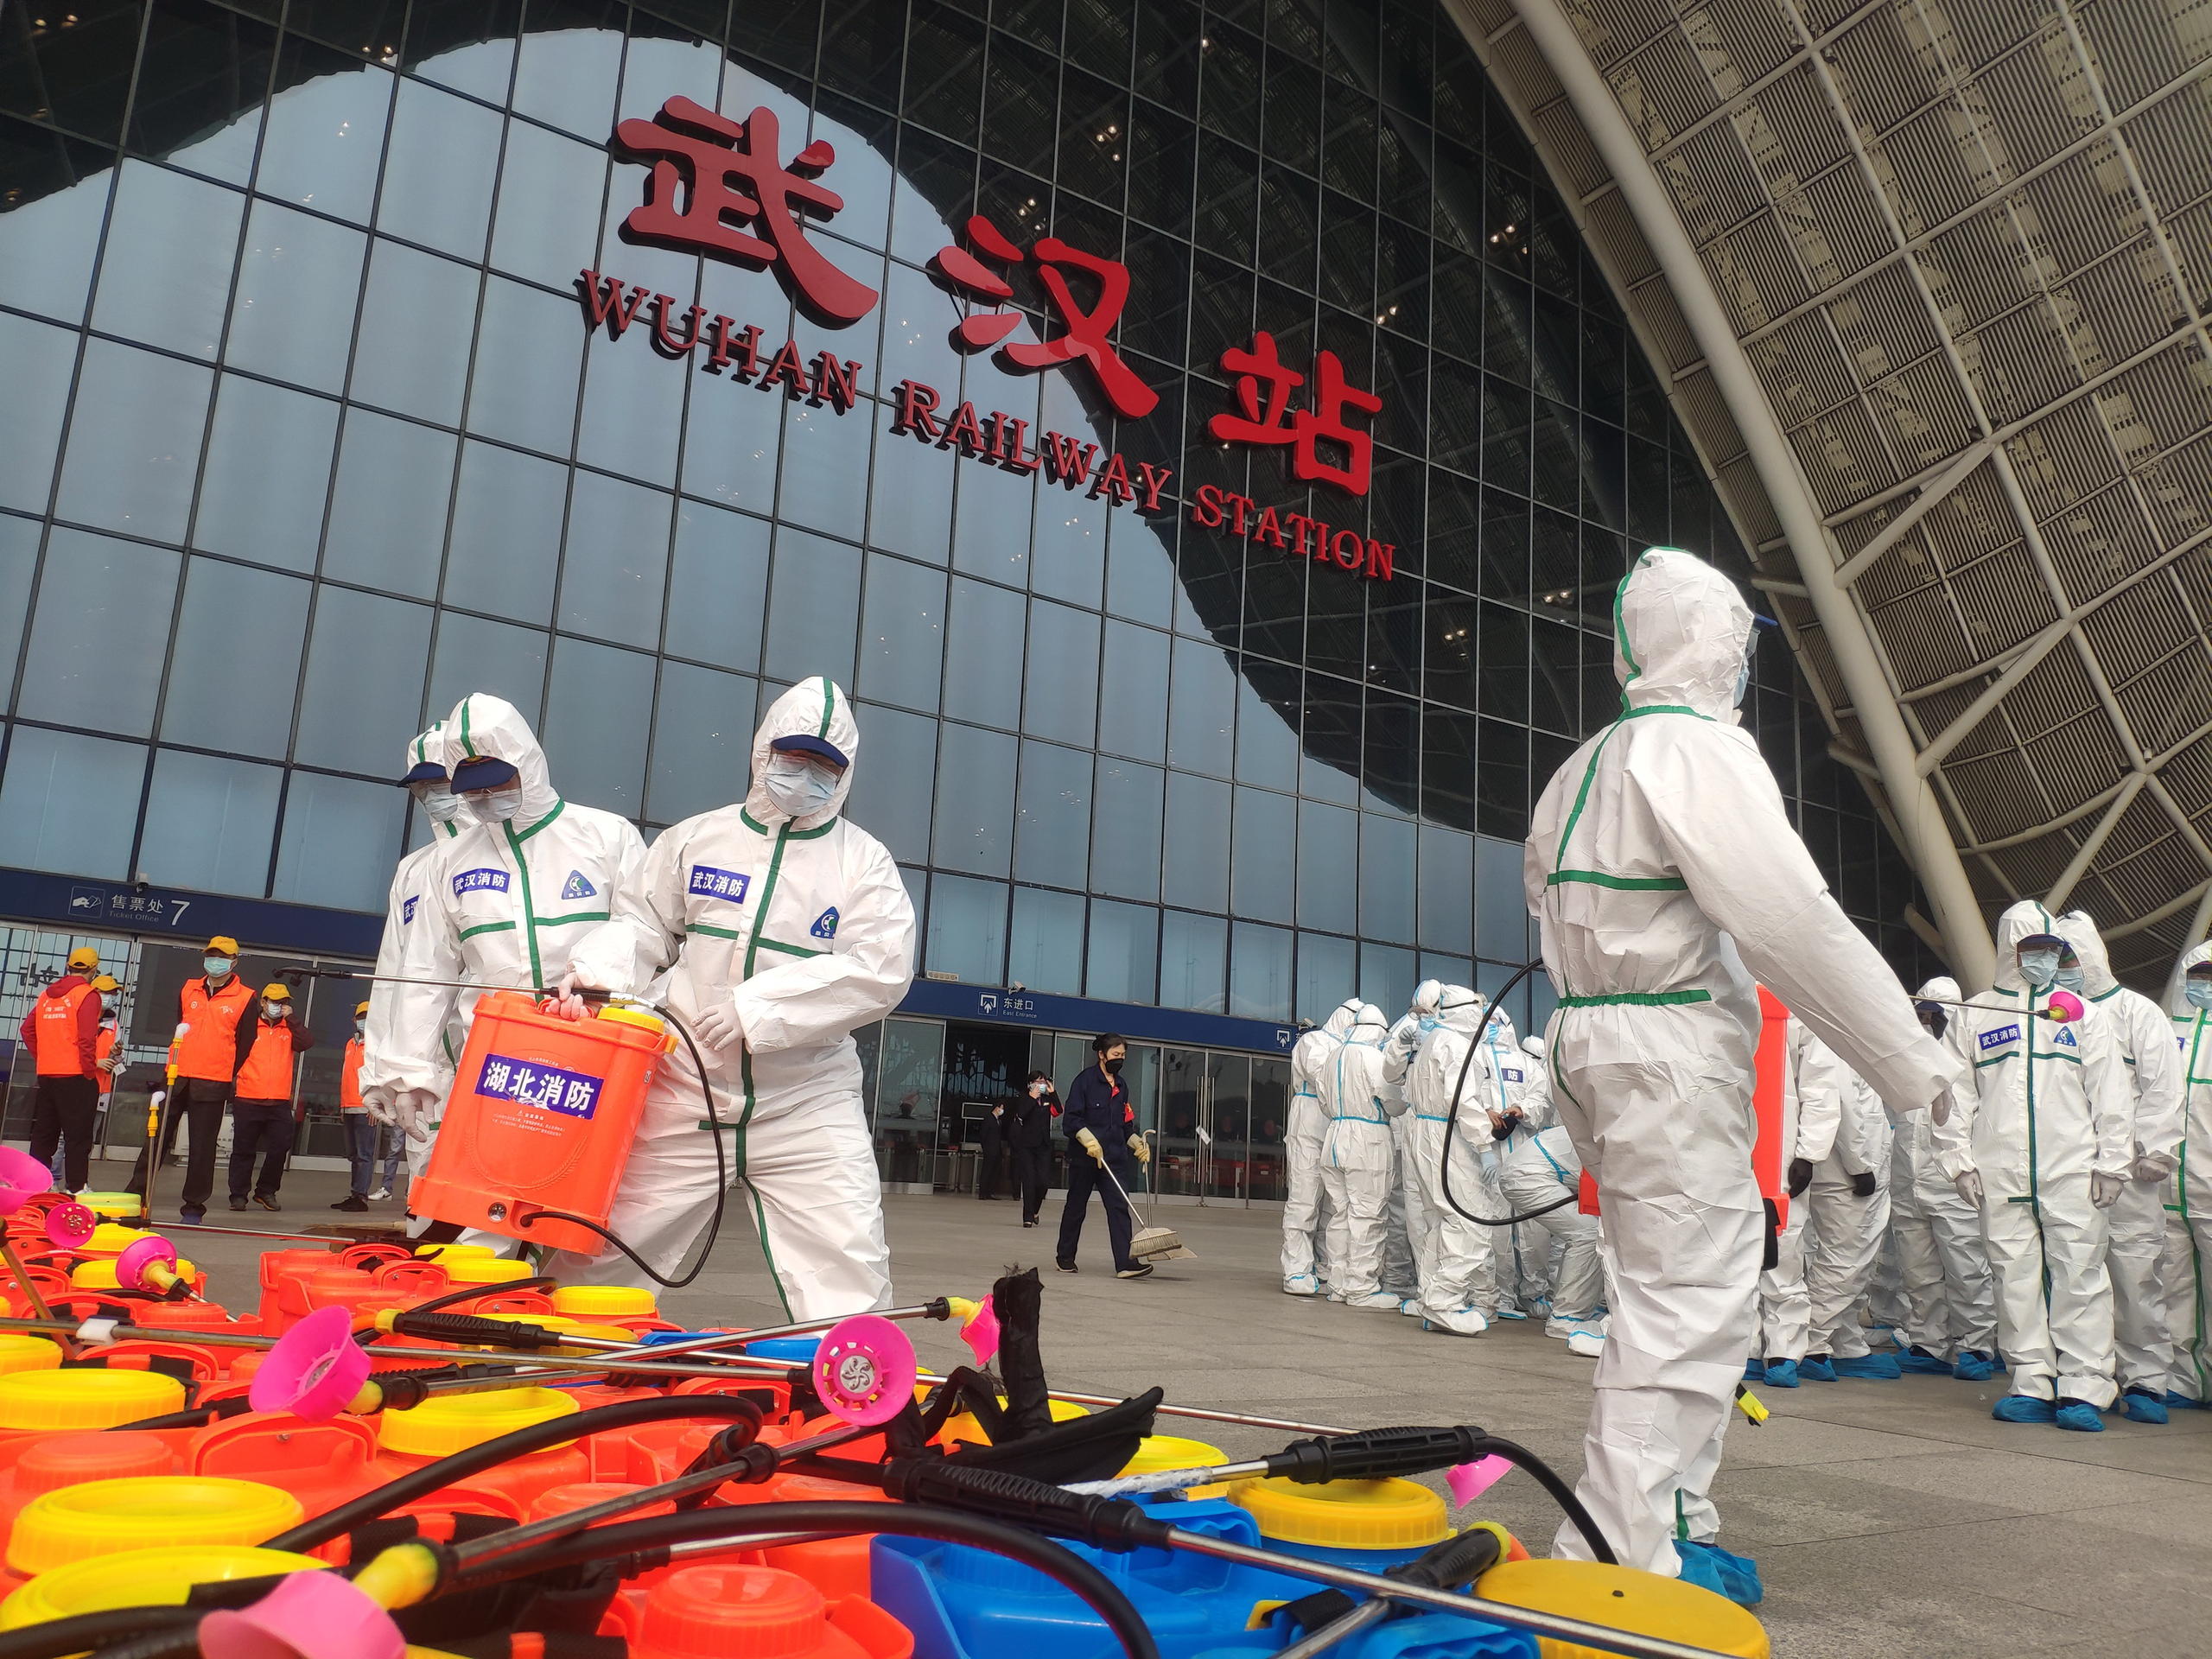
[5,0,2205,1197]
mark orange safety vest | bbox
[94,1027,117,1096]
[29,982,95,1077]
[340,1037,365,1109]
[235,1019,302,1102]
[175,977,256,1084]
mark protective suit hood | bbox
[748,677,860,829]
[1411,980,1443,1016]
[1613,547,1755,722]
[442,695,559,826]
[1321,998,1361,1040]
[1915,976,1961,1004]
[2171,939,2212,1019]
[405,724,462,838]
[1351,1006,1388,1043]
[1990,899,2063,995]
[2053,912,2117,998]
[1436,986,1484,1035]
[1522,1034,1547,1059]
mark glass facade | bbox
[0,0,1938,1183]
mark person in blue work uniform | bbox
[1055,1032,1154,1280]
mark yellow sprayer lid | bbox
[80,1224,156,1257]
[79,1192,141,1219]
[7,1477,305,1575]
[0,1337,62,1377]
[71,1256,196,1292]
[379,1387,579,1459]
[1122,1434,1231,1498]
[1230,1477,1447,1552]
[1477,1560,1770,1659]
[0,1370,185,1431]
[414,1243,497,1263]
[599,1006,666,1034]
[442,1256,537,1286]
[0,1546,327,1630]
[551,1284,658,1319]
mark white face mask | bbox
[416,785,467,826]
[467,786,525,828]
[263,1001,286,1020]
[2186,977,2212,1012]
[2017,948,2062,989]
[761,753,840,819]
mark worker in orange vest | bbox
[128,935,257,1224]
[334,1000,374,1214]
[228,982,315,1212]
[18,946,104,1193]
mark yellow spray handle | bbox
[352,1541,443,1611]
[1733,1382,1769,1427]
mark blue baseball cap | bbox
[399,760,447,785]
[770,734,849,767]
[449,756,520,791]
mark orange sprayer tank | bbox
[410,992,670,1255]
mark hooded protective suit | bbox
[1384,982,1445,1297]
[1283,999,1359,1294]
[1751,1009,1841,1363]
[1800,1039,1892,1363]
[378,697,646,1145]
[359,726,470,1179]
[2158,942,2212,1403]
[1525,547,1960,1578]
[2057,912,2185,1398]
[1498,1122,1604,1335]
[1473,1007,1551,1313]
[1887,976,1998,1366]
[1402,986,1503,1336]
[1319,1004,1402,1309]
[555,679,915,1315]
[1933,899,2133,1408]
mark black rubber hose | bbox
[0,1609,198,1659]
[1477,1435,1617,1564]
[1436,961,1582,1228]
[79,1632,195,1659]
[447,1501,1161,1659]
[262,1394,764,1554]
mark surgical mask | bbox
[2017,948,2062,989]
[761,753,840,819]
[204,957,233,980]
[467,787,525,827]
[263,1001,286,1020]
[417,785,466,827]
[354,1019,365,1035]
[1416,1015,1440,1033]
[2055,963,2084,994]
[1029,1083,1045,1097]
[2186,976,2212,1011]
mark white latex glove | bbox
[2090,1171,2126,1209]
[1954,1169,1984,1207]
[1128,1133,1149,1166]
[359,1083,396,1126]
[2133,1152,2176,1184]
[690,1000,744,1052]
[549,970,601,1021]
[392,1086,441,1144]
[1076,1128,1104,1163]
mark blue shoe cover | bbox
[1899,1346,1951,1375]
[1798,1357,1837,1382]
[2121,1389,2169,1425]
[1993,1394,2056,1424]
[2055,1400,2104,1433]
[1954,1351,1997,1382]
[1674,1541,1764,1607]
[1831,1352,1903,1380]
[1742,1358,1765,1382]
[1761,1358,1799,1389]
[2164,1391,2210,1411]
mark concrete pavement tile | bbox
[1807,1445,2201,1516]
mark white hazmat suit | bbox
[2057,912,2185,1405]
[1800,1043,1894,1368]
[2158,943,2212,1405]
[1525,547,1959,1580]
[1751,1011,1841,1368]
[1283,1001,1359,1294]
[1383,982,1444,1298]
[1933,900,2133,1411]
[1498,1123,1604,1337]
[1319,1006,1402,1310]
[556,679,915,1318]
[1887,977,1999,1370]
[1402,987,1503,1336]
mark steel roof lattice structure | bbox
[1451,0,2212,990]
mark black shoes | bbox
[1056,1259,1077,1273]
[179,1208,204,1224]
[1116,1263,1154,1280]
[1021,1217,1038,1227]
[227,1196,247,1211]
[255,1195,281,1212]
[331,1194,370,1212]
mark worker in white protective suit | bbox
[1518,1034,1554,1124]
[375,696,646,1160]
[1319,1005,1403,1311]
[1745,1007,1841,1389]
[1402,986,1502,1337]
[2157,946,2212,1408]
[1525,546,1959,1599]
[358,728,472,1207]
[1383,982,1445,1309]
[1933,900,2133,1431]
[2056,912,2185,1423]
[1497,1120,1605,1346]
[1283,1000,1359,1295]
[1799,1044,1897,1380]
[1473,1007,1550,1319]
[1886,978,1999,1381]
[551,679,915,1317]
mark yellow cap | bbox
[79,1192,142,1219]
[204,937,240,957]
[442,1256,537,1286]
[1477,1560,1770,1659]
[81,1223,157,1256]
[1230,1477,1448,1552]
[550,1285,658,1319]
[67,948,99,971]
[414,1243,496,1262]
[0,1546,326,1630]
[0,1338,60,1377]
[91,975,120,993]
[71,1256,194,1292]
[260,982,290,1002]
[379,1388,579,1459]
[8,1478,305,1575]
[356,1000,372,1016]
[0,1370,186,1432]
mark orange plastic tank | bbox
[602,1564,912,1659]
[721,1474,891,1599]
[411,993,670,1255]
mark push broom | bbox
[1092,1134,1193,1263]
